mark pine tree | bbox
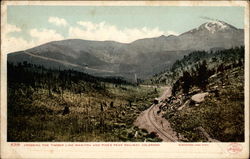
[181,71,192,94]
[196,60,209,91]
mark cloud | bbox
[2,24,29,53]
[3,28,64,53]
[3,21,179,53]
[48,17,68,26]
[166,31,179,36]
[69,21,175,43]
[5,24,22,34]
[29,28,64,43]
[200,16,219,22]
[2,36,36,53]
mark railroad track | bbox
[23,51,114,73]
[147,103,178,142]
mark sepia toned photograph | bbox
[1,1,249,158]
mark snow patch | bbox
[204,21,228,34]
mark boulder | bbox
[191,92,209,103]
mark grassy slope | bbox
[8,72,160,142]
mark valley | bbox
[7,20,245,142]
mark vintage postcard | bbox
[1,0,249,158]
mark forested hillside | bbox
[7,62,160,141]
[149,46,244,85]
[150,46,244,142]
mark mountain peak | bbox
[199,20,237,34]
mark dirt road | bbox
[134,86,179,142]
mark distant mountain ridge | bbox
[8,20,244,80]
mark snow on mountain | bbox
[200,20,237,34]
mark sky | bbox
[4,5,244,53]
